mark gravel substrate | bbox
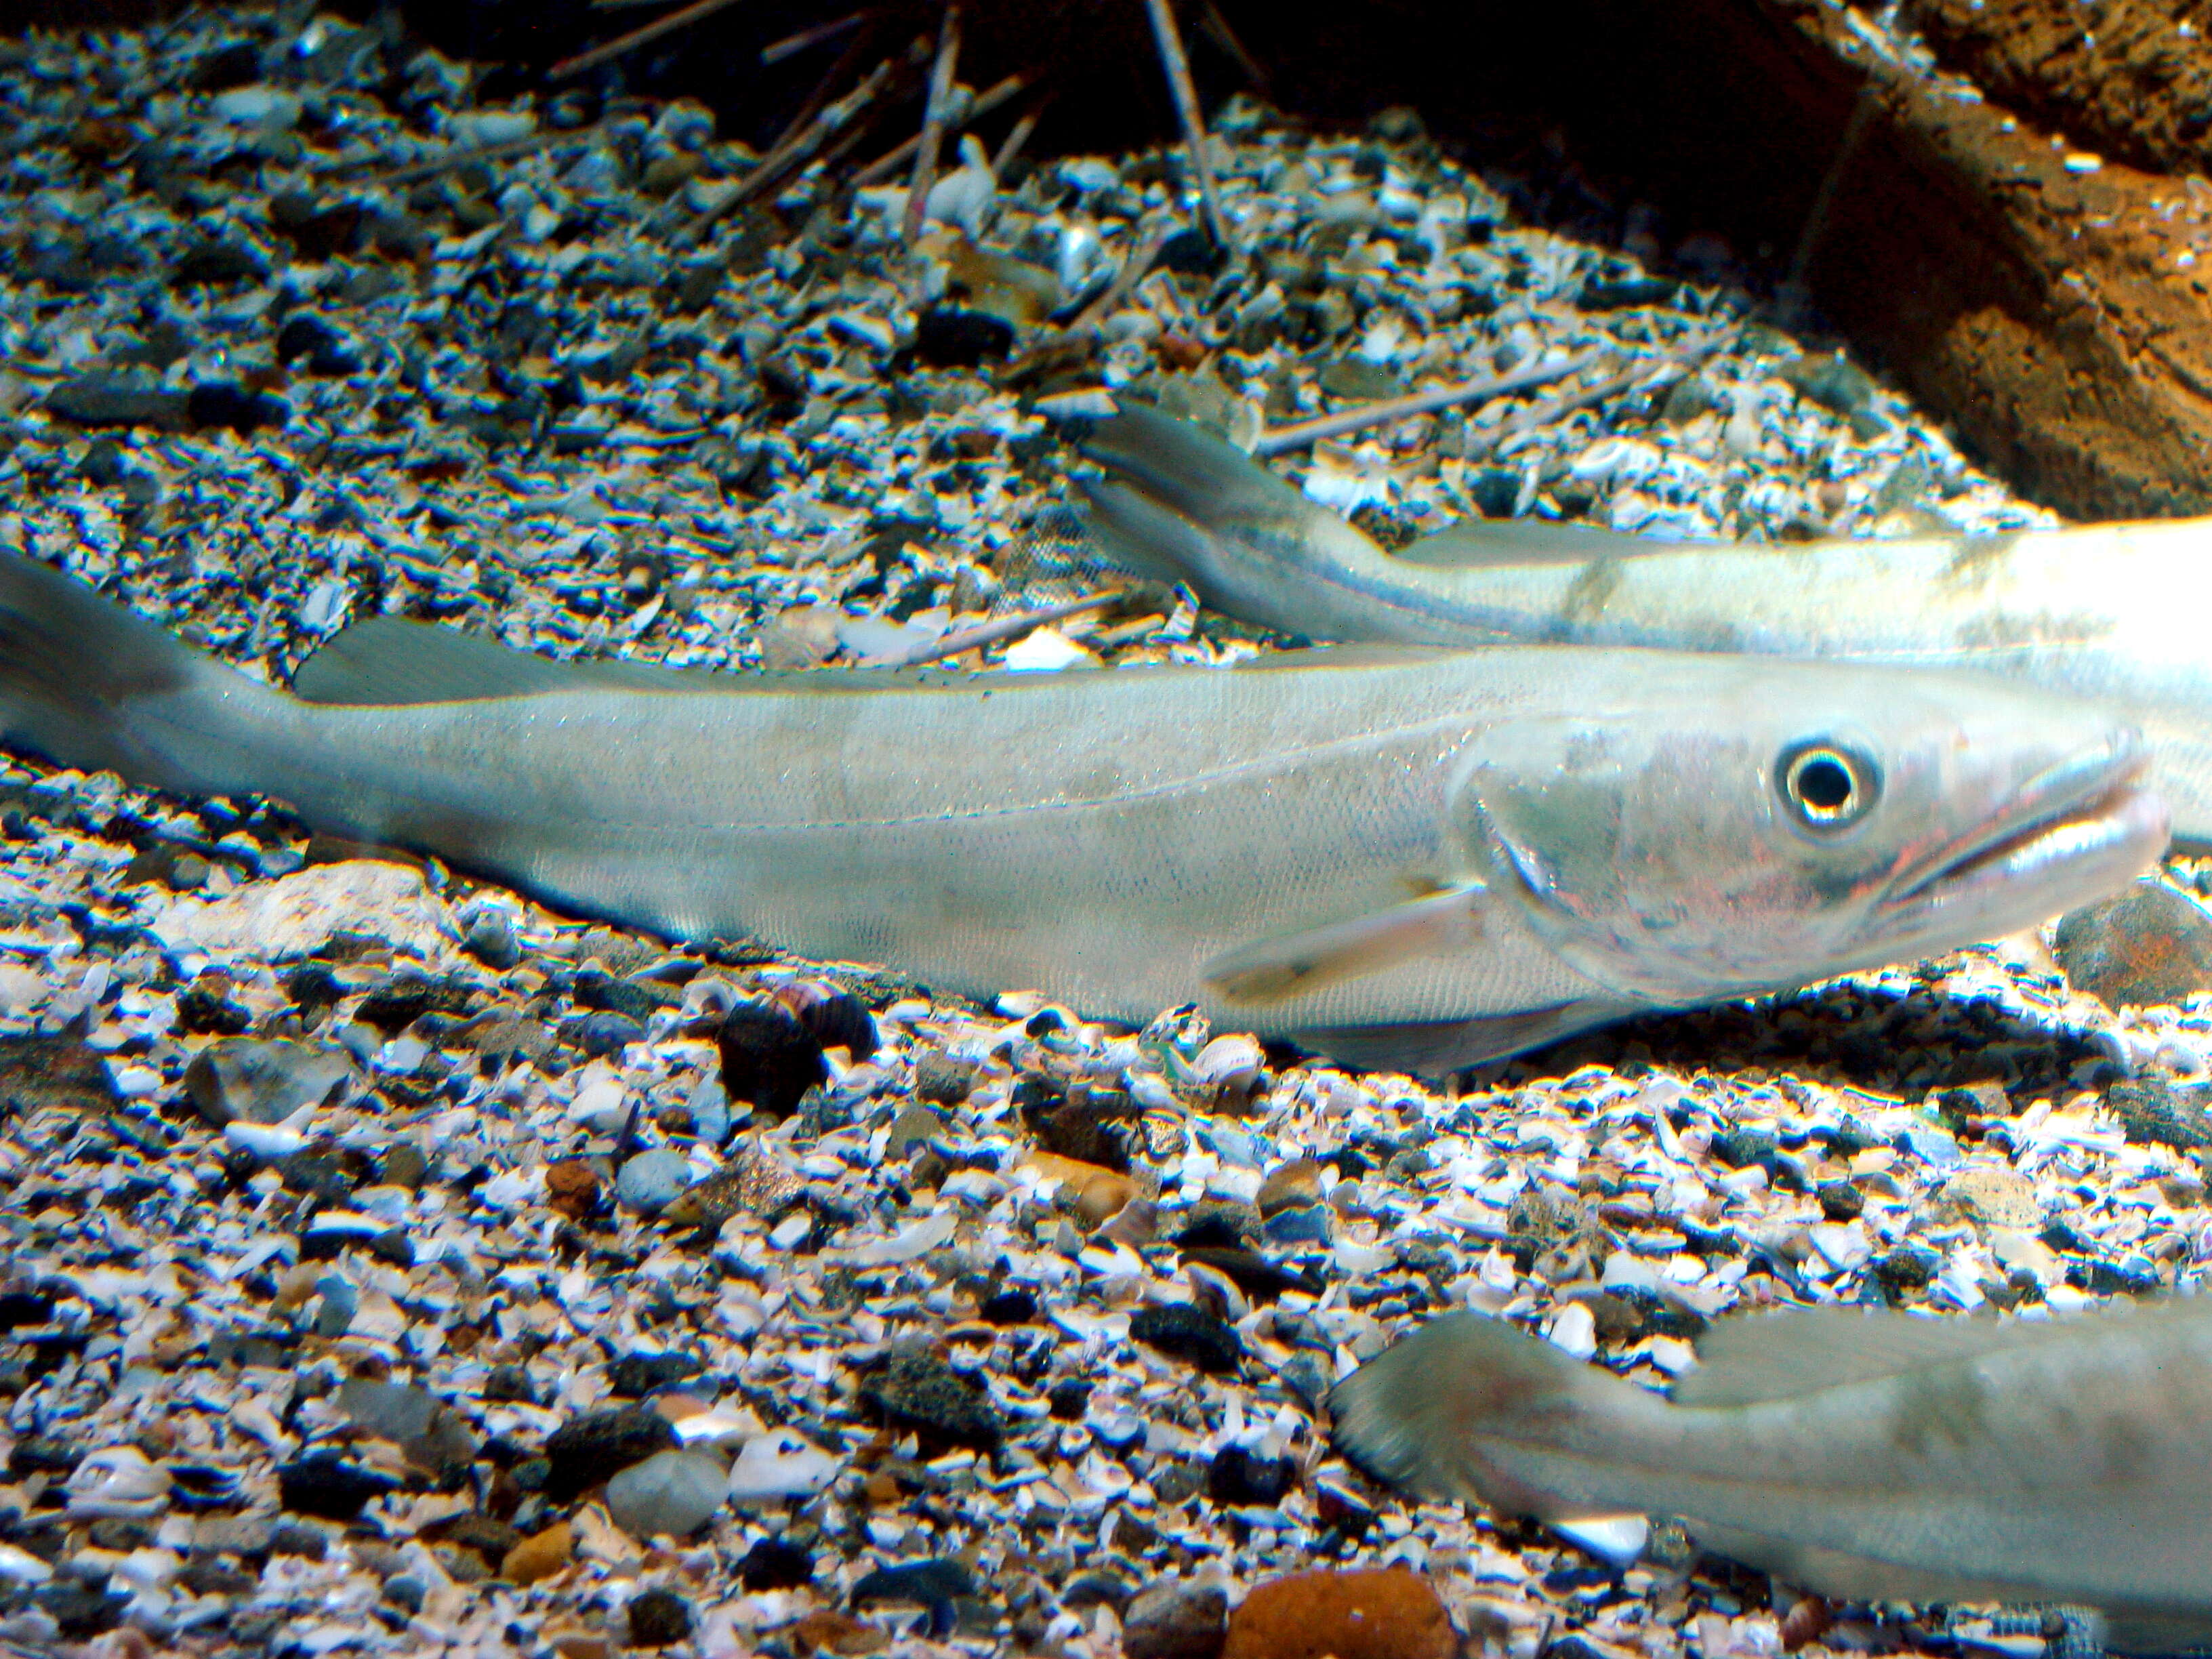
[1,6,2209,1659]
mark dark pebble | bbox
[0,1292,54,1332]
[569,1010,645,1057]
[186,382,289,436]
[1816,1180,1866,1222]
[174,982,251,1036]
[274,312,361,376]
[607,1352,700,1397]
[268,192,365,261]
[1152,227,1224,275]
[170,237,270,288]
[79,439,127,487]
[1122,1579,1227,1659]
[914,306,1014,367]
[45,375,188,428]
[857,1345,1004,1450]
[1467,467,1521,518]
[35,1582,125,1639]
[1179,1245,1323,1301]
[541,1404,678,1502]
[914,1049,977,1105]
[2054,880,2212,1008]
[355,972,471,1033]
[853,1557,975,1607]
[1872,1247,1939,1297]
[1578,274,1676,310]
[717,999,827,1117]
[1063,1570,1134,1612]
[981,1288,1038,1326]
[277,1452,397,1521]
[190,39,263,89]
[2106,1078,2212,1153]
[1205,1446,1296,1506]
[1781,351,1877,416]
[1130,1304,1242,1374]
[2073,1256,2162,1296]
[1708,1128,1778,1168]
[737,1536,814,1590]
[267,1521,329,1559]
[483,1364,538,1404]
[628,1587,694,1647]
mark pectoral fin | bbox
[1202,882,1490,1004]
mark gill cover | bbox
[1458,715,1902,1002]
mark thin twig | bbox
[1198,0,1271,94]
[991,91,1050,176]
[1254,350,1606,456]
[690,46,893,234]
[549,0,748,80]
[851,70,1025,186]
[337,121,609,186]
[1073,223,1172,330]
[761,8,870,65]
[887,590,1124,667]
[903,4,962,245]
[1142,0,1226,250]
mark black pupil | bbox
[1795,754,1855,811]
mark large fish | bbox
[1081,405,2212,844]
[0,551,2165,1072]
[1330,1301,2212,1652]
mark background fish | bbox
[0,551,2165,1073]
[1081,404,2212,845]
[1330,1303,2212,1652]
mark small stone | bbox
[1709,1128,1779,1169]
[1940,1165,2041,1229]
[276,1453,396,1521]
[0,1033,119,1115]
[605,1450,726,1538]
[1222,1568,1456,1659]
[739,1536,815,1590]
[1025,1151,1135,1228]
[267,1521,329,1559]
[462,906,521,969]
[571,1010,646,1057]
[1317,360,1403,401]
[662,1142,802,1229]
[981,1288,1038,1325]
[857,1345,1004,1450]
[1578,274,1676,310]
[185,381,289,435]
[615,1149,694,1216]
[541,1404,678,1503]
[628,1587,694,1647]
[852,1557,975,1609]
[1206,1446,1296,1507]
[171,237,270,287]
[274,313,361,376]
[1255,1158,1324,1216]
[718,1000,827,1117]
[1130,1304,1243,1374]
[151,860,453,962]
[338,1377,438,1443]
[1261,1202,1333,1246]
[546,1159,600,1220]
[45,375,188,428]
[1780,350,1878,416]
[2055,880,2212,1008]
[914,306,1014,367]
[500,1521,573,1585]
[185,1039,350,1126]
[1874,1246,1940,1298]
[885,1104,943,1158]
[1123,1580,1229,1659]
[1815,1181,1865,1222]
[790,1610,888,1656]
[914,1050,977,1105]
[608,1353,699,1397]
[2107,1078,2212,1154]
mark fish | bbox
[1080,403,2212,845]
[1328,1300,2212,1652]
[0,550,2166,1073]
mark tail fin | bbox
[1328,1312,1645,1517]
[0,552,215,783]
[1078,403,1323,585]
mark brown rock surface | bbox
[1222,1568,1458,1659]
[2054,879,2212,1006]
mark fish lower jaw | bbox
[1877,777,2169,935]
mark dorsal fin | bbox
[1672,1306,2079,1407]
[1393,518,1698,569]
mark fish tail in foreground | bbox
[0,553,247,790]
[1327,1311,1652,1519]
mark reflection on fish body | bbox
[1081,405,2212,843]
[1330,1303,2212,1652]
[0,552,2166,1073]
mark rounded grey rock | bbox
[615,1149,694,1216]
[605,1450,726,1538]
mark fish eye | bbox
[1776,741,1880,831]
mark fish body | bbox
[1330,1303,2212,1650]
[0,552,2165,1071]
[1082,405,2212,843]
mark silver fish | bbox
[1330,1301,2212,1652]
[1082,405,2212,844]
[0,551,2165,1073]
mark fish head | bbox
[1454,668,2167,1004]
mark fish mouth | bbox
[1878,731,2167,917]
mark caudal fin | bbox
[1328,1311,1645,1517]
[0,552,217,784]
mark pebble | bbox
[1254,1158,1324,1216]
[1206,1446,1297,1506]
[1940,1165,2041,1229]
[914,306,1015,367]
[183,1038,350,1126]
[1123,1579,1229,1659]
[857,1346,1004,1450]
[2106,1078,2212,1154]
[541,1405,679,1503]
[0,1034,119,1115]
[2053,880,2212,1006]
[605,1449,727,1538]
[1026,1149,1136,1227]
[627,1587,694,1647]
[151,861,453,962]
[1223,1568,1458,1659]
[717,1000,828,1116]
[1130,1304,1244,1374]
[662,1142,803,1229]
[726,1429,840,1503]
[545,1158,601,1219]
[614,1149,694,1216]
[276,1453,396,1521]
[501,1521,574,1586]
[737,1536,815,1589]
